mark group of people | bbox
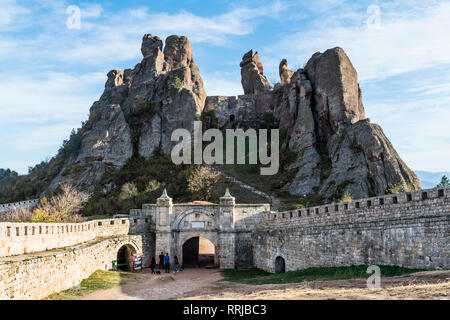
[148,252,180,274]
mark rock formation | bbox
[240,50,271,95]
[49,34,206,192]
[269,48,420,200]
[47,34,420,202]
[279,59,294,85]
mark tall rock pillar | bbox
[218,188,236,269]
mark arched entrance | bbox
[182,237,216,268]
[117,245,136,271]
[275,256,285,274]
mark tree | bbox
[0,184,90,223]
[437,175,450,188]
[119,182,138,200]
[32,184,90,222]
[186,166,220,201]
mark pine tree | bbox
[437,175,450,187]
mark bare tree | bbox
[0,184,91,223]
[33,184,90,222]
[0,206,34,222]
[119,182,138,200]
[187,166,220,201]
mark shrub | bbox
[33,184,89,222]
[62,129,83,159]
[0,184,89,223]
[386,182,413,194]
[0,206,34,222]
[145,179,161,193]
[170,76,183,90]
[119,182,139,200]
[133,98,150,114]
[200,109,219,130]
[340,192,353,203]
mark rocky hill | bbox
[28,33,420,204]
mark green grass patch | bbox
[221,265,424,285]
[45,270,142,300]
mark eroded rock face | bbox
[48,36,420,201]
[240,50,271,95]
[48,34,206,192]
[269,48,420,200]
[304,47,366,141]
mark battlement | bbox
[261,187,449,229]
[0,217,150,258]
[0,199,39,214]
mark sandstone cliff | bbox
[48,34,420,202]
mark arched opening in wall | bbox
[117,245,136,271]
[229,114,235,122]
[182,237,216,268]
[275,256,285,274]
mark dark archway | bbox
[117,245,135,271]
[275,256,285,274]
[182,237,216,268]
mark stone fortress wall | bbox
[0,199,39,214]
[253,187,450,272]
[0,217,152,258]
[0,216,153,300]
[0,235,143,299]
[0,187,448,299]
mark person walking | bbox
[159,252,164,270]
[173,256,179,273]
[164,253,170,273]
[150,257,156,274]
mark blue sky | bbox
[0,0,449,174]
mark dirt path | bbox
[81,268,450,300]
[81,268,222,300]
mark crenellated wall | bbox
[253,187,450,272]
[0,199,39,214]
[0,218,132,257]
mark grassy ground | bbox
[188,280,450,300]
[221,265,424,285]
[45,270,143,300]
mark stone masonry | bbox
[0,187,448,299]
[253,187,449,272]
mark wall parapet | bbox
[0,199,39,213]
[260,187,449,229]
[0,217,151,258]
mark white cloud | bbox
[81,4,103,19]
[265,1,450,83]
[0,0,30,29]
[202,73,243,96]
[0,1,287,66]
[0,71,105,124]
